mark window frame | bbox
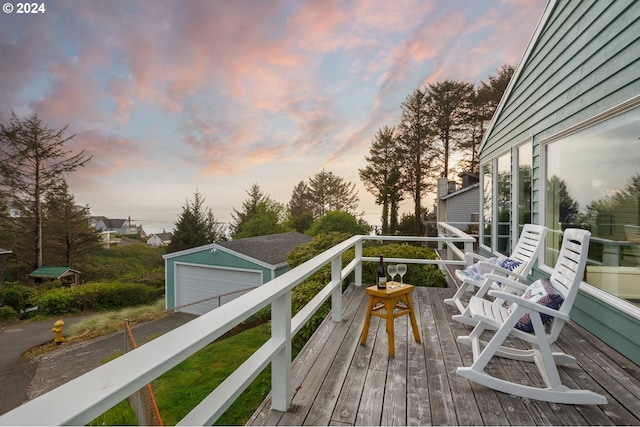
[538,95,640,319]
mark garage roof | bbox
[163,231,313,268]
[216,232,312,265]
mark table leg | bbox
[406,293,421,343]
[385,298,396,357]
[360,296,376,345]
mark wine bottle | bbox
[376,255,387,289]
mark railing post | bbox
[437,224,445,250]
[355,239,362,286]
[464,239,474,256]
[271,291,292,411]
[331,255,342,322]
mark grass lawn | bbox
[153,323,272,425]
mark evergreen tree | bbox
[397,88,433,235]
[359,126,404,234]
[231,184,288,239]
[307,170,359,219]
[425,79,475,179]
[459,64,515,174]
[168,191,226,252]
[42,180,101,267]
[287,181,314,232]
[0,112,91,270]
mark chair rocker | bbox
[445,224,547,326]
[456,228,607,405]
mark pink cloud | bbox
[30,60,103,124]
[65,129,152,191]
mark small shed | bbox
[163,231,312,315]
[29,266,81,287]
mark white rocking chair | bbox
[456,228,607,405]
[445,224,547,326]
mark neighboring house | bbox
[147,232,173,247]
[29,266,81,287]
[478,0,640,363]
[92,216,145,236]
[163,231,313,315]
[437,172,479,231]
[0,248,12,284]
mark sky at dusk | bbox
[0,0,547,234]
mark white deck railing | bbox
[0,227,475,426]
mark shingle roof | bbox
[217,231,312,265]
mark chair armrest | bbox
[484,274,529,293]
[465,252,488,267]
[477,261,528,281]
[488,290,571,321]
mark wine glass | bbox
[387,264,398,286]
[397,264,407,284]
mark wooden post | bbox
[271,291,292,411]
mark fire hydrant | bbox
[52,319,65,344]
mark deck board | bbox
[247,285,640,426]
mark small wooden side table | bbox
[360,282,421,357]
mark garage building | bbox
[163,231,312,315]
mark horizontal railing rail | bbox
[0,227,475,426]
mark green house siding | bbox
[164,248,275,308]
[479,0,640,363]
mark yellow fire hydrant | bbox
[52,319,65,344]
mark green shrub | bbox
[360,243,446,287]
[0,283,35,312]
[30,282,164,315]
[0,305,18,322]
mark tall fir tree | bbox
[168,191,226,252]
[42,180,101,267]
[359,126,404,234]
[425,79,475,179]
[397,88,433,235]
[0,112,91,270]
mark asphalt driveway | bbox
[0,316,92,415]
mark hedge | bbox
[30,282,165,315]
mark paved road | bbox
[0,316,92,415]
[0,312,195,417]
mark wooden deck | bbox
[247,284,640,426]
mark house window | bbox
[517,142,532,234]
[497,153,511,255]
[481,162,493,248]
[544,106,640,305]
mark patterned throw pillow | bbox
[457,257,501,282]
[499,257,524,273]
[508,278,564,332]
[490,257,525,289]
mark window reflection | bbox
[545,107,640,305]
[518,142,532,234]
[482,162,492,248]
[497,153,511,255]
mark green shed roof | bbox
[29,266,80,278]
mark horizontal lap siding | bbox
[482,1,640,159]
[480,0,640,364]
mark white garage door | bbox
[175,264,262,315]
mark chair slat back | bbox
[548,228,591,339]
[508,224,547,271]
